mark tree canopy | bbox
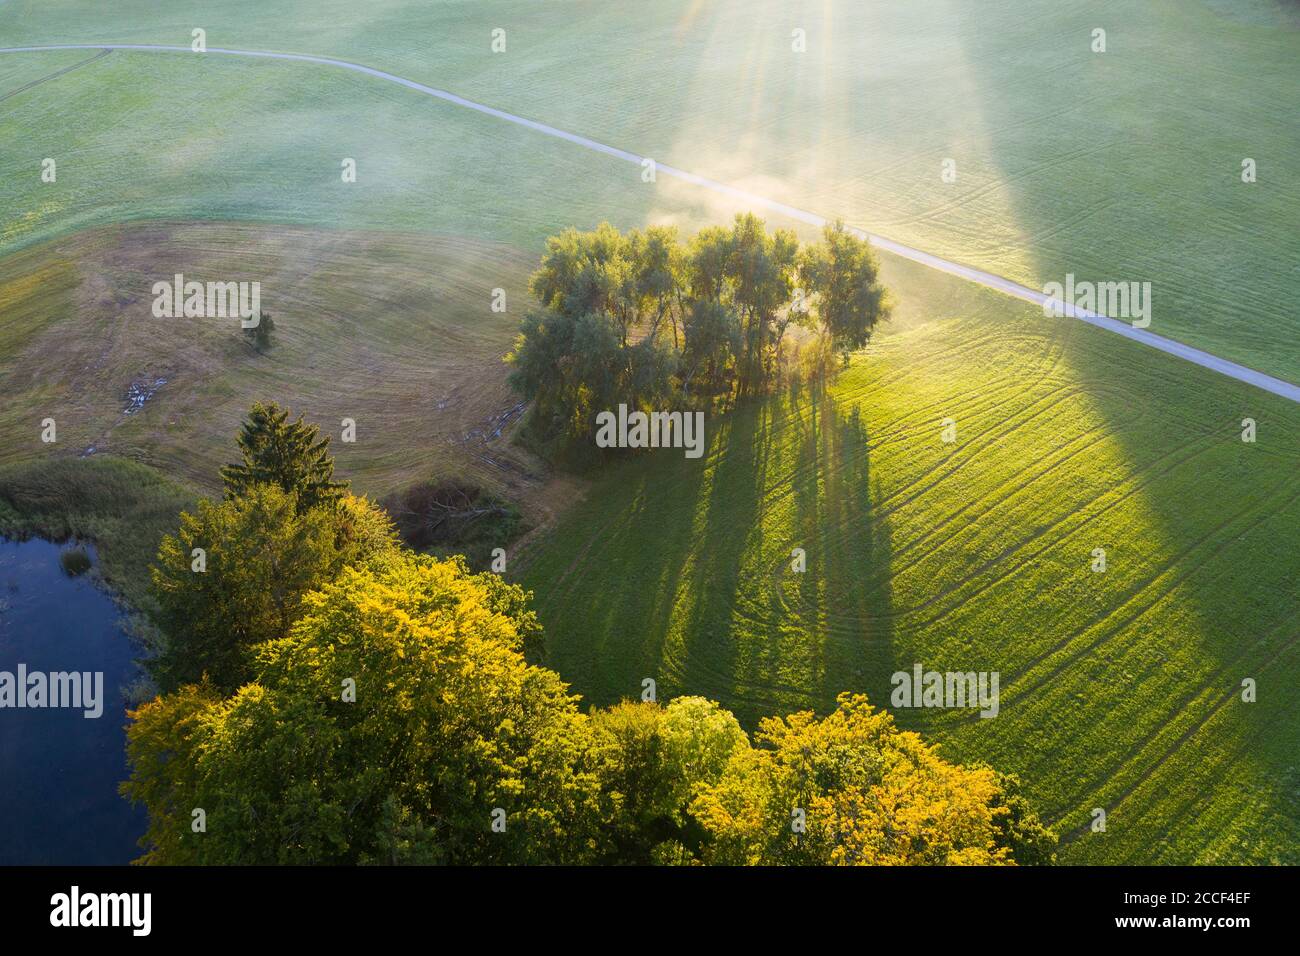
[507,216,890,448]
[691,694,1031,865]
[127,563,1054,864]
[128,555,598,864]
[148,403,396,693]
[126,398,1054,867]
[147,486,398,692]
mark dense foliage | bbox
[127,556,593,864]
[692,696,1026,865]
[147,485,398,692]
[506,216,890,447]
[125,399,1053,865]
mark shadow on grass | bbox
[936,0,1300,861]
[786,376,899,724]
[527,377,900,731]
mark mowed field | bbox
[1,1,1297,865]
[0,221,548,504]
[2,0,1298,379]
[518,256,1300,864]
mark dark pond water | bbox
[0,536,146,864]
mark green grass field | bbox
[2,0,1297,378]
[517,256,1300,864]
[1,1,1296,865]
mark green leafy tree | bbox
[507,309,624,444]
[662,695,748,786]
[725,213,800,393]
[510,216,884,453]
[627,225,685,346]
[685,225,734,304]
[682,299,740,396]
[125,555,602,864]
[506,307,676,447]
[800,221,891,361]
[530,223,638,343]
[147,486,398,692]
[219,401,348,512]
[590,701,679,864]
[691,694,1046,865]
[589,696,748,865]
[986,770,1058,865]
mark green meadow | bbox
[2,0,1298,377]
[0,1,1296,864]
[516,256,1300,864]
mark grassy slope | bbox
[517,255,1300,865]
[0,47,790,517]
[0,46,775,597]
[1,0,1297,379]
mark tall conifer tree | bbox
[220,401,347,511]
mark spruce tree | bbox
[220,401,348,511]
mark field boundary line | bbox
[2,42,1298,404]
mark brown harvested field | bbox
[0,221,582,524]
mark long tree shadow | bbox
[672,375,900,728]
[523,375,901,732]
[787,375,899,721]
[525,443,712,708]
[929,0,1300,863]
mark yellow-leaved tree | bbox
[690,694,1046,865]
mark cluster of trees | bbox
[506,215,890,447]
[124,402,1053,865]
[145,402,394,692]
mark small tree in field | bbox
[243,311,275,351]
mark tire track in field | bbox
[1053,619,1296,836]
[790,411,1249,637]
[859,381,1098,526]
[747,376,1123,632]
[774,419,1220,634]
[875,420,1225,627]
[706,365,1049,581]
[1004,477,1300,703]
[1056,624,1300,848]
[795,402,1136,610]
[0,47,109,103]
[1110,687,1299,865]
[748,313,1079,532]
[2,42,1297,403]
[890,141,1112,230]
